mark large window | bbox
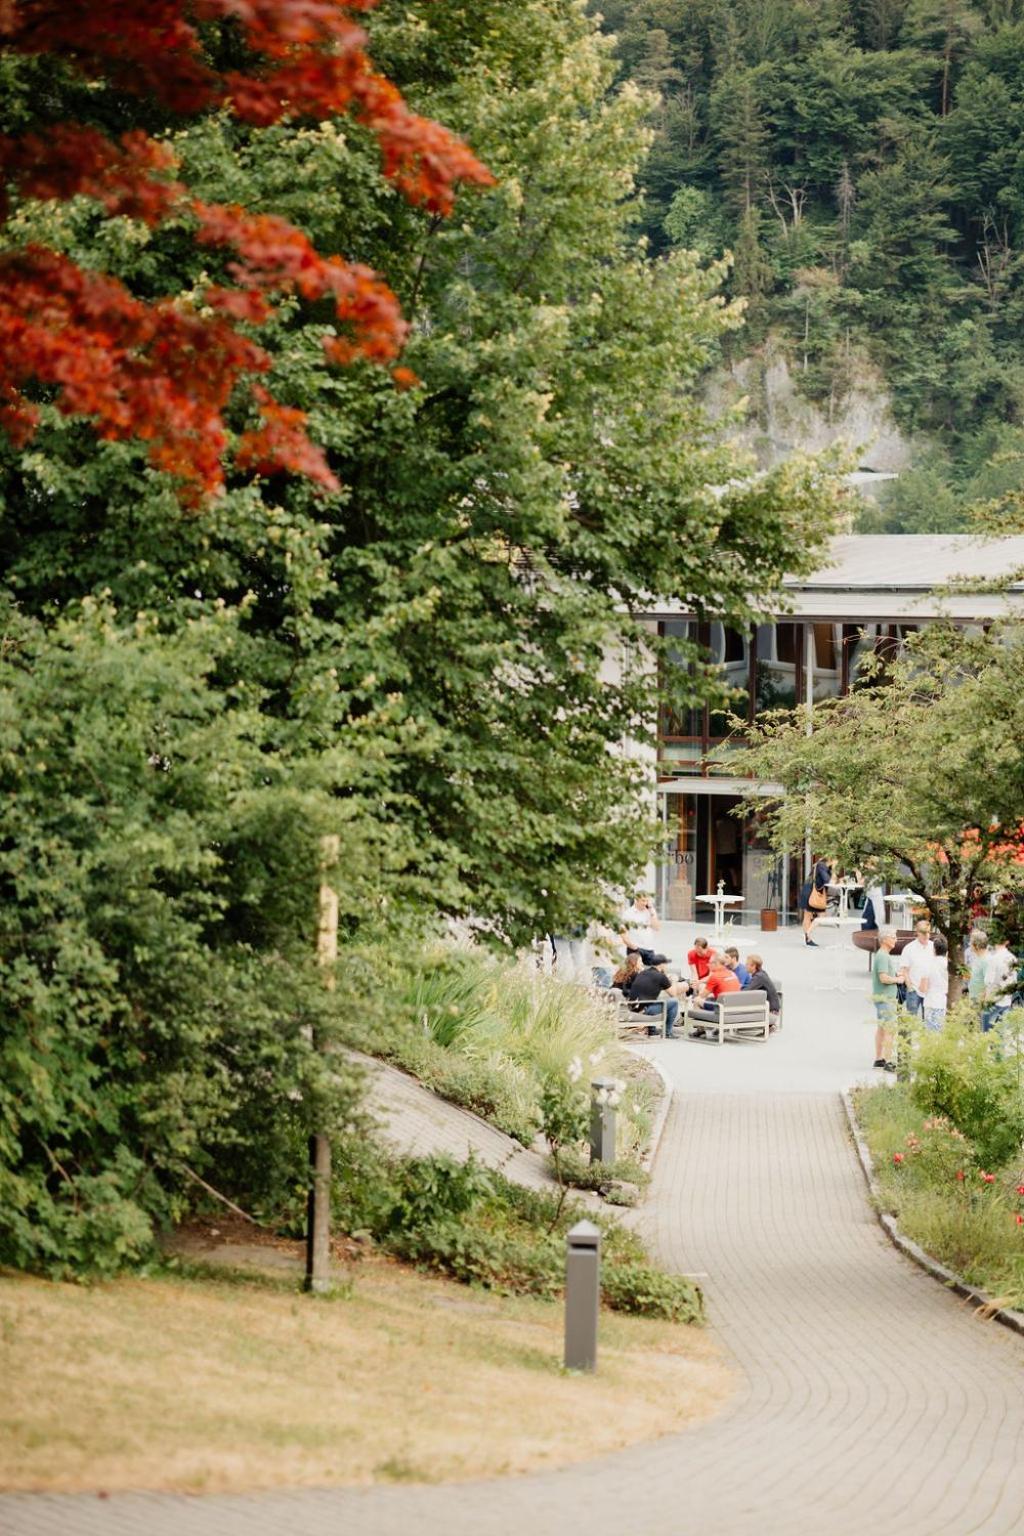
[755,622,800,713]
[658,619,702,773]
[708,622,752,744]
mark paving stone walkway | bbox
[5,930,1024,1535]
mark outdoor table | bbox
[827,881,863,922]
[696,891,743,941]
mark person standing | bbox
[619,891,661,966]
[918,935,949,1032]
[900,919,934,1017]
[800,854,831,947]
[989,934,1017,1032]
[871,927,900,1070]
[968,930,1004,1033]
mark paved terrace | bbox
[5,924,1024,1536]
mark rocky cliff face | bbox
[708,339,915,482]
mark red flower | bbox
[1016,1184,1024,1197]
[955,1170,965,1182]
[893,1153,904,1165]
[980,1172,996,1184]
[1016,1214,1024,1226]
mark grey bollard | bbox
[589,1077,618,1164]
[564,1219,601,1372]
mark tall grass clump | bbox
[344,943,653,1155]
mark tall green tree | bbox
[731,624,1024,995]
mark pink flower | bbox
[1016,1184,1024,1197]
[1016,1214,1024,1227]
[980,1172,996,1184]
[893,1153,904,1165]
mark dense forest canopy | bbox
[592,0,1024,529]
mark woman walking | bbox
[799,854,831,947]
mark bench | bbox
[683,989,770,1046]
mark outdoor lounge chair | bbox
[608,989,670,1038]
[683,989,770,1045]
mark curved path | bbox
[5,929,1024,1535]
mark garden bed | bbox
[849,1011,1024,1314]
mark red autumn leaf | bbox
[0,0,494,496]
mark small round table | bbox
[827,882,863,922]
[696,892,744,942]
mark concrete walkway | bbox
[5,927,1024,1535]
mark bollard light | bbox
[564,1219,601,1372]
[589,1076,619,1165]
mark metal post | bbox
[305,833,338,1296]
[589,1077,618,1164]
[564,1220,601,1372]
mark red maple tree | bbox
[0,1,492,499]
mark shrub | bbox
[332,1144,704,1321]
[854,1083,1024,1307]
[908,1008,1024,1169]
[601,1262,704,1324]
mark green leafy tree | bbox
[731,624,1024,995]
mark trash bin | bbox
[760,908,778,933]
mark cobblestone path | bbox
[5,1089,1023,1536]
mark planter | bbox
[759,908,778,933]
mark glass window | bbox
[659,620,701,741]
[708,623,750,741]
[754,622,799,713]
[812,623,842,702]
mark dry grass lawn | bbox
[0,1255,731,1493]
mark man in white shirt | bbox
[899,919,934,1018]
[619,891,661,966]
[918,935,949,1031]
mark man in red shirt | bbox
[687,936,717,991]
[701,957,741,1004]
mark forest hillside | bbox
[592,0,1024,530]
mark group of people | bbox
[870,918,1018,1070]
[611,934,781,1040]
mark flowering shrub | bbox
[909,1009,1024,1169]
[856,1083,1024,1306]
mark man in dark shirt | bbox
[744,953,781,1031]
[626,954,680,1038]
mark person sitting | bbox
[723,946,750,987]
[611,953,643,994]
[687,935,717,993]
[744,953,781,1032]
[688,955,741,1036]
[624,954,681,1038]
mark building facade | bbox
[646,534,1024,924]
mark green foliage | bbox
[908,1009,1024,1167]
[594,0,1024,489]
[348,945,653,1154]
[1,0,829,1276]
[600,1261,703,1322]
[550,1145,649,1192]
[854,1082,1024,1305]
[733,622,1024,980]
[332,1145,704,1321]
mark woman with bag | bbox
[800,854,832,947]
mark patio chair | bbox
[683,989,770,1046]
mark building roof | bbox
[650,534,1024,623]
